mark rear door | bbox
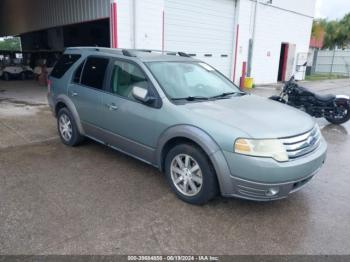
[69,56,109,128]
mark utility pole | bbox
[330,48,336,77]
[247,0,258,77]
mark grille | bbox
[280,126,321,160]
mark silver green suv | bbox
[48,47,327,205]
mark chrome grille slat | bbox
[281,127,318,145]
[285,139,312,151]
[280,126,321,160]
[288,138,321,158]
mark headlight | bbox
[234,138,288,162]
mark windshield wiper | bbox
[210,92,244,99]
[171,92,245,102]
[171,96,209,101]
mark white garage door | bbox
[164,0,236,77]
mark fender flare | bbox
[55,94,85,135]
[335,95,350,106]
[155,125,233,195]
[156,125,220,165]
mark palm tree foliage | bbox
[312,13,350,49]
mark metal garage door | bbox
[164,0,236,77]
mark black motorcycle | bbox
[270,76,350,124]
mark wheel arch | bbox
[156,125,233,195]
[54,94,85,135]
[335,95,350,106]
[156,125,221,171]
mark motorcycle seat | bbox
[315,93,335,102]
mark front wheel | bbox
[325,103,350,124]
[164,143,219,205]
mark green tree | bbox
[313,12,350,50]
[0,37,21,51]
[312,18,326,40]
[324,20,340,49]
[338,13,350,49]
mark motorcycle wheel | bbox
[325,103,350,124]
[3,72,9,81]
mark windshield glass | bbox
[146,62,240,100]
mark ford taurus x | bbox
[48,47,327,205]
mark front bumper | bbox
[211,137,327,201]
[225,168,319,201]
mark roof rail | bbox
[177,52,191,57]
[131,49,191,57]
[122,49,137,57]
[66,47,100,52]
[135,49,167,53]
[65,47,192,58]
[65,47,125,56]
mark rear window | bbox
[81,57,109,89]
[50,54,81,79]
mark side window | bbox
[111,61,148,100]
[51,54,81,79]
[72,60,85,84]
[81,57,109,89]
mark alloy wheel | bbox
[58,114,73,142]
[170,154,203,196]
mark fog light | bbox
[265,187,279,197]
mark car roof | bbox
[64,47,199,63]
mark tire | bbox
[3,72,9,81]
[20,72,26,80]
[164,143,219,205]
[325,104,350,125]
[57,108,84,146]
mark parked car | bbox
[48,47,327,205]
[0,53,33,80]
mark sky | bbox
[315,0,350,20]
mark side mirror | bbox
[132,86,156,104]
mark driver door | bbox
[99,59,160,163]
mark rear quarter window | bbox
[50,54,81,79]
[80,57,109,89]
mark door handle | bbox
[107,103,118,111]
[70,91,78,97]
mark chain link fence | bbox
[307,49,350,80]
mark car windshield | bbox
[146,61,241,100]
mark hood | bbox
[181,94,315,138]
